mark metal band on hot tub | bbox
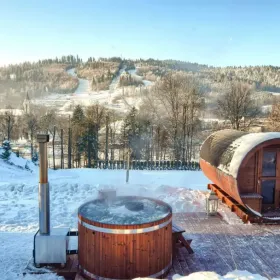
[78,216,172,234]
[80,259,172,280]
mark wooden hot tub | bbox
[78,196,172,279]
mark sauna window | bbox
[261,180,275,204]
[262,151,277,177]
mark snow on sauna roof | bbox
[200,129,280,178]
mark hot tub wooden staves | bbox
[78,197,172,280]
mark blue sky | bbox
[0,0,279,67]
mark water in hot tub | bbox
[79,196,171,225]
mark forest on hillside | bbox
[0,56,82,107]
[1,55,280,106]
[2,65,280,169]
[76,60,121,91]
[135,59,280,93]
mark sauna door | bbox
[260,150,279,210]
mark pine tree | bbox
[1,140,11,161]
[32,151,39,163]
[72,105,85,125]
[71,105,86,167]
[123,107,144,160]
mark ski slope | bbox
[32,66,153,116]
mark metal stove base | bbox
[33,227,69,266]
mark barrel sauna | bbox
[78,196,172,279]
[200,129,280,220]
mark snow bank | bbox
[173,270,280,279]
[218,132,280,178]
[0,169,209,232]
[0,147,37,179]
[134,270,280,280]
[0,232,64,280]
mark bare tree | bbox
[217,82,260,130]
[85,103,107,162]
[107,110,120,161]
[0,111,15,141]
[268,102,280,131]
[105,114,109,165]
[141,72,204,161]
[156,73,182,160]
[40,110,58,169]
[24,113,39,159]
[60,128,64,169]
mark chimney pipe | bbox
[37,134,50,235]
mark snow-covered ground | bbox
[128,68,153,87]
[0,150,278,280]
[67,68,90,93]
[0,148,209,279]
[0,168,209,233]
[154,271,280,280]
[261,105,273,113]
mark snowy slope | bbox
[0,147,37,181]
[33,66,153,116]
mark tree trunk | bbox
[87,125,91,168]
[30,131,33,160]
[105,116,109,165]
[146,137,150,161]
[110,128,114,161]
[68,128,72,168]
[173,124,179,161]
[190,127,193,161]
[150,126,153,161]
[122,126,125,161]
[182,104,187,161]
[126,149,130,183]
[95,124,99,161]
[61,129,64,169]
[156,126,160,161]
[186,128,190,162]
[53,126,56,170]
[7,115,11,141]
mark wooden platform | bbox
[24,212,280,279]
[207,183,280,224]
[168,212,280,279]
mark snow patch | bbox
[170,270,280,279]
[0,147,36,176]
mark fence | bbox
[87,160,201,171]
